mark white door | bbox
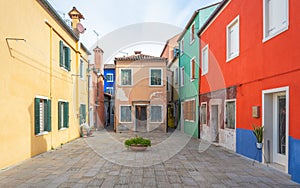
[273,92,287,166]
[211,105,219,143]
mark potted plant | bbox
[124,136,151,151]
[252,124,264,149]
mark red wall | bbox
[199,0,300,139]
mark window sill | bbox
[226,53,239,62]
[224,127,236,131]
[36,131,49,136]
[59,128,68,131]
[60,67,69,72]
[149,85,164,87]
[184,120,195,123]
[263,26,288,43]
[190,39,195,45]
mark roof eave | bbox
[37,0,79,41]
[197,0,229,36]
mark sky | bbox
[48,0,221,63]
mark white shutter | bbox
[267,0,288,36]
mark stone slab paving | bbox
[0,129,299,188]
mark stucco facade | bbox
[0,0,89,169]
[178,3,219,138]
[114,52,167,133]
[198,0,300,183]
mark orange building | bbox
[114,51,167,132]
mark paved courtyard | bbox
[0,129,299,188]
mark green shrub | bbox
[124,137,151,147]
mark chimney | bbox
[93,46,104,74]
[134,51,142,55]
[68,7,85,36]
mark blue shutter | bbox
[34,98,40,135]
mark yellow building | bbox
[0,0,90,169]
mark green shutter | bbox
[34,98,40,135]
[79,105,82,125]
[83,105,86,123]
[64,102,69,128]
[65,47,71,71]
[59,40,63,67]
[58,102,62,130]
[46,99,52,132]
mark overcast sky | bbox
[48,0,221,62]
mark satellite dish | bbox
[76,23,86,33]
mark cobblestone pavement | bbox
[0,129,299,188]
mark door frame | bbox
[209,99,222,143]
[273,92,287,166]
[134,104,148,132]
[262,86,289,173]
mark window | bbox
[58,101,69,130]
[120,69,132,86]
[201,45,209,75]
[59,40,71,71]
[175,67,178,84]
[225,100,236,129]
[190,57,196,80]
[180,39,184,55]
[166,76,169,91]
[180,67,185,87]
[106,87,114,95]
[150,106,163,122]
[150,69,162,86]
[106,73,113,82]
[80,60,84,79]
[183,99,195,121]
[190,23,195,43]
[79,104,86,124]
[226,16,239,61]
[34,97,51,135]
[200,103,207,125]
[263,0,288,41]
[120,106,132,122]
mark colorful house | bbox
[161,33,181,129]
[114,51,167,132]
[0,0,90,169]
[104,64,116,126]
[198,0,300,183]
[178,3,219,138]
[89,46,105,130]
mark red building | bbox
[198,0,300,183]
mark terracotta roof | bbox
[115,53,167,62]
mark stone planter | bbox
[129,145,148,151]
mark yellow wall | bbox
[0,0,89,169]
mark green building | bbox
[178,3,219,138]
